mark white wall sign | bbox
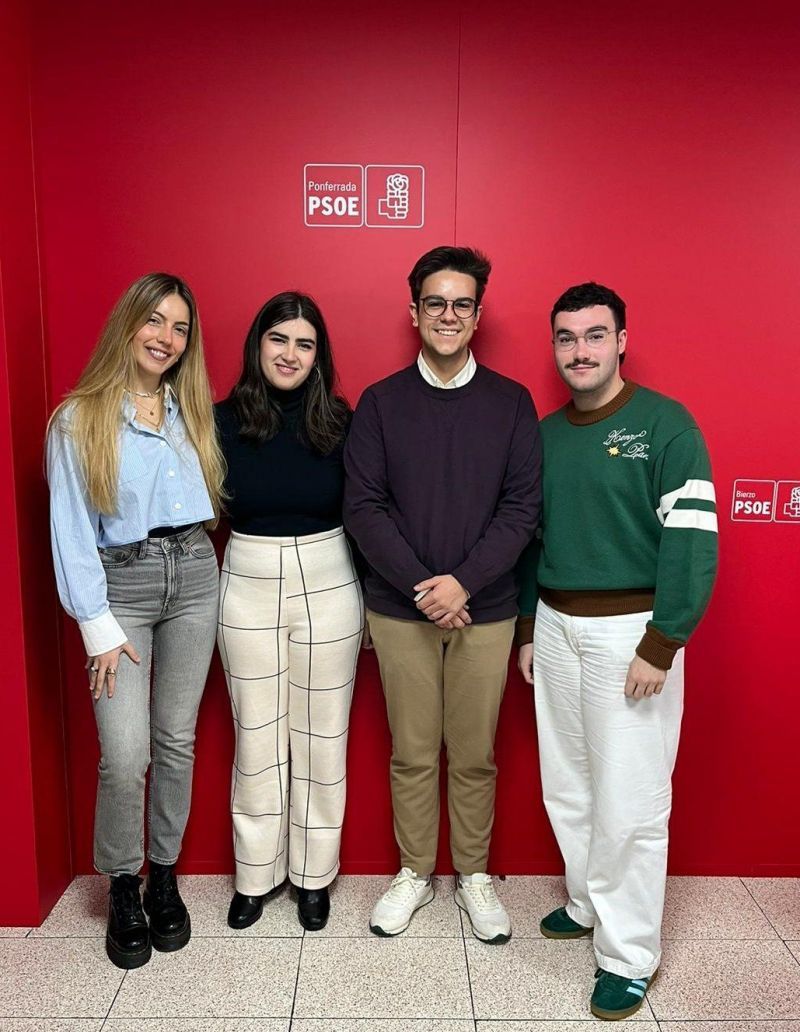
[304,164,425,229]
[731,479,800,523]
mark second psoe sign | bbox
[304,164,425,228]
[731,479,800,523]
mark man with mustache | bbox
[517,282,718,1019]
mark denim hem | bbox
[93,863,142,877]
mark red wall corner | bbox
[0,0,72,926]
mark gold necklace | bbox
[132,392,163,427]
[128,386,163,421]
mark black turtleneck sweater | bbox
[215,384,348,536]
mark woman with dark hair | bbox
[47,273,225,969]
[216,291,364,932]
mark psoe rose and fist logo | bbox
[775,481,800,522]
[304,164,425,228]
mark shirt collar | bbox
[417,350,477,389]
[163,382,176,419]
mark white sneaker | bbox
[369,868,434,936]
[456,873,511,944]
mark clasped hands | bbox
[414,574,471,629]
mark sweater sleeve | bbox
[343,389,433,595]
[214,400,237,502]
[514,532,540,646]
[636,426,718,669]
[451,389,542,597]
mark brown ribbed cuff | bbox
[515,614,534,648]
[635,624,683,671]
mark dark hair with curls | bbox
[407,246,492,305]
[550,281,627,365]
[228,291,350,455]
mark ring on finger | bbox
[108,668,117,676]
[90,666,99,672]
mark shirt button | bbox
[168,469,176,477]
[160,441,167,448]
[174,502,182,510]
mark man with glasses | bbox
[516,282,717,1018]
[345,245,541,942]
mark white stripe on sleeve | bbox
[657,478,716,524]
[663,509,719,533]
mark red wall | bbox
[3,0,796,921]
[0,0,72,925]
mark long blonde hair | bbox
[48,273,225,522]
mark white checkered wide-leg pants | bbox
[218,527,364,894]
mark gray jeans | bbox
[93,524,218,875]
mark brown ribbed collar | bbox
[566,380,637,426]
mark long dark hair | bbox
[229,291,350,454]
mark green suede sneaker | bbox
[539,906,592,939]
[590,967,658,1020]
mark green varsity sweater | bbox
[517,381,718,669]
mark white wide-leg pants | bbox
[533,599,685,979]
[218,527,364,894]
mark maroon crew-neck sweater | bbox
[343,363,542,623]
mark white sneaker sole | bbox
[455,890,512,945]
[369,883,435,937]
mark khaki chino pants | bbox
[367,610,515,876]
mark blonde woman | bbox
[47,273,225,970]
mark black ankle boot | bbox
[143,861,191,952]
[227,881,286,930]
[227,891,266,930]
[107,874,151,969]
[297,886,330,931]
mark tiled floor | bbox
[2,875,800,1031]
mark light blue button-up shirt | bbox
[47,392,214,656]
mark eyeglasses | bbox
[553,328,618,350]
[419,296,478,319]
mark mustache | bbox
[565,360,599,370]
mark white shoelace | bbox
[384,868,427,904]
[460,876,502,913]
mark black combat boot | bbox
[143,861,191,951]
[106,874,151,969]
